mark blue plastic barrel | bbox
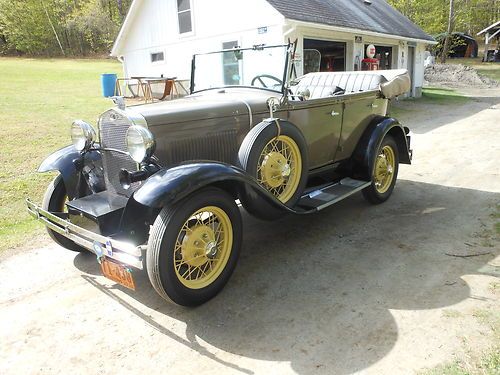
[101,73,117,97]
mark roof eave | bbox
[477,20,500,36]
[111,0,143,57]
[286,19,437,44]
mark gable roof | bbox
[266,0,434,42]
[112,0,143,56]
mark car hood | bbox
[133,89,281,127]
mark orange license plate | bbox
[100,258,136,290]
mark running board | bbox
[297,178,371,212]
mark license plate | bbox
[100,258,136,290]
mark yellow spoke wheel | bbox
[373,145,396,194]
[147,188,243,306]
[42,175,85,252]
[257,135,302,203]
[173,206,233,289]
[239,120,308,219]
[362,135,399,205]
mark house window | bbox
[222,41,240,85]
[177,0,193,34]
[150,52,164,63]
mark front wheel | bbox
[42,175,86,252]
[146,188,243,306]
[362,135,399,204]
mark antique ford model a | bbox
[27,44,412,306]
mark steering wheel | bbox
[251,74,283,88]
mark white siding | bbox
[119,0,285,79]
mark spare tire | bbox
[239,120,308,213]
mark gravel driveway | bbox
[1,88,499,375]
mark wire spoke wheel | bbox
[147,188,242,306]
[173,206,233,289]
[42,175,85,252]
[257,135,302,203]
[373,145,396,194]
[239,120,308,218]
[362,135,399,205]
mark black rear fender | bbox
[351,116,411,180]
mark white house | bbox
[111,0,435,97]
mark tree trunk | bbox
[441,0,455,63]
[41,0,65,56]
[117,0,124,19]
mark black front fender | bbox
[351,116,411,180]
[38,145,103,199]
[133,162,296,214]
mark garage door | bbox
[303,39,346,74]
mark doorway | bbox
[407,46,415,96]
[303,39,346,74]
[364,44,393,69]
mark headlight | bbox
[71,120,96,152]
[126,125,155,163]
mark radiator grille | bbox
[99,110,139,196]
[168,129,238,165]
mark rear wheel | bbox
[362,135,399,204]
[146,188,242,306]
[42,175,85,252]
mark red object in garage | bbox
[362,58,380,71]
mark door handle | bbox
[331,111,340,116]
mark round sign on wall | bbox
[366,44,376,58]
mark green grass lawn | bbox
[0,57,121,252]
[421,87,468,103]
[447,57,500,82]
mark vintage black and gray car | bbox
[27,44,412,306]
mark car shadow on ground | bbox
[390,93,499,135]
[74,180,499,374]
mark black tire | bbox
[362,135,399,204]
[146,188,243,306]
[42,175,86,252]
[239,120,308,212]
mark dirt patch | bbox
[425,64,499,88]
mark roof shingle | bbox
[266,0,434,42]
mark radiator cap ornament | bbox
[111,96,126,110]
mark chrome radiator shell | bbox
[98,109,145,196]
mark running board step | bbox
[297,178,371,211]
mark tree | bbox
[441,0,455,63]
[389,0,500,59]
[0,0,132,56]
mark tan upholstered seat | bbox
[290,70,410,100]
[291,72,386,99]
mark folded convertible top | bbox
[377,69,411,99]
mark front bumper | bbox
[26,199,144,269]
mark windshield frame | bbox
[189,44,292,95]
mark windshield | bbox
[191,44,290,93]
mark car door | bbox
[334,92,387,161]
[286,97,343,169]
